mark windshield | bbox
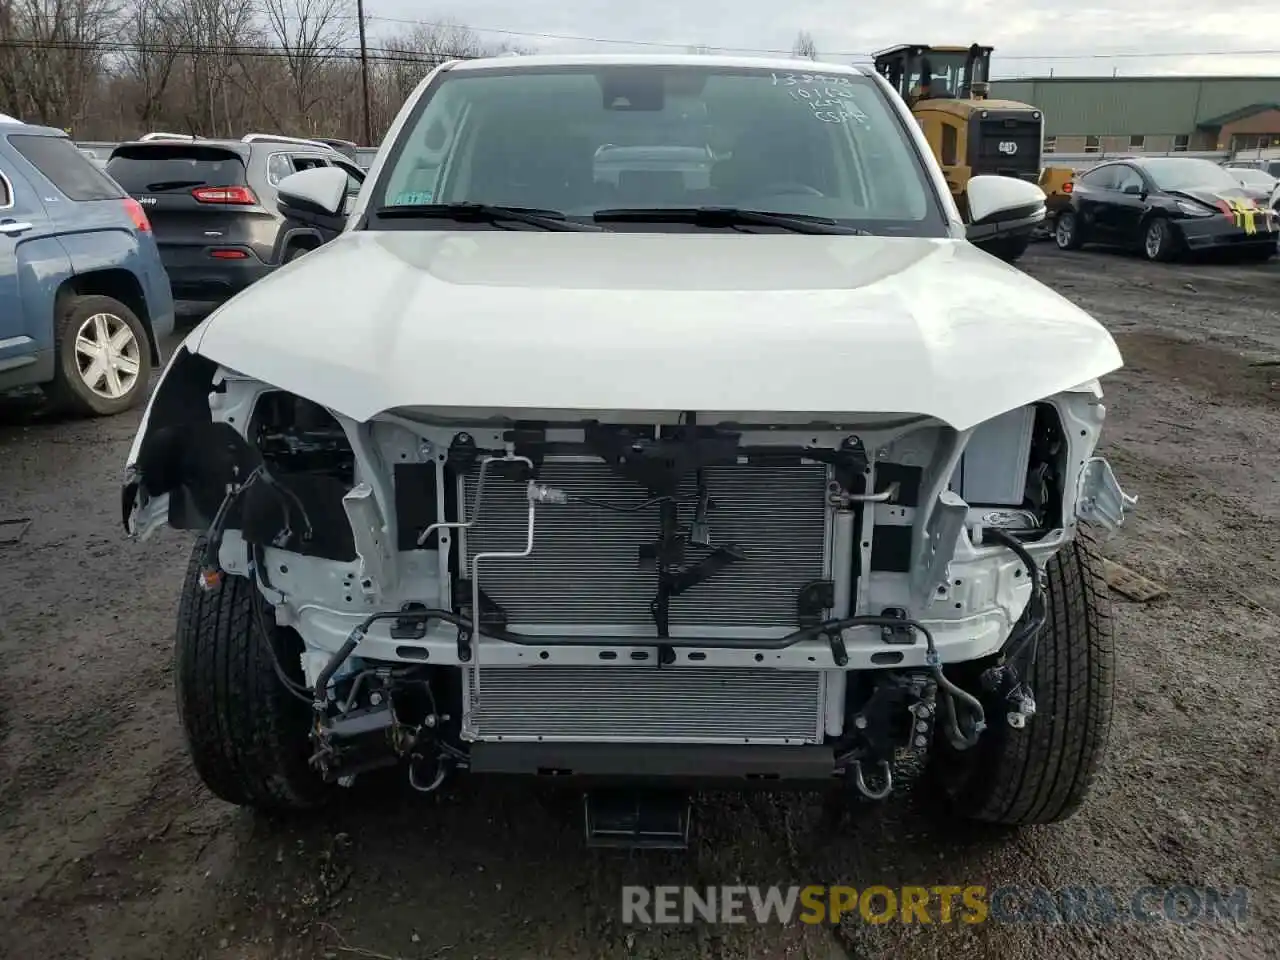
[1142,158,1243,193]
[107,145,248,191]
[1227,167,1276,187]
[912,52,974,98]
[371,64,942,235]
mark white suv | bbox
[122,54,1132,846]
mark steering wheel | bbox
[756,181,825,197]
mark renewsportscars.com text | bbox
[621,885,1249,926]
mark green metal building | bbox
[989,76,1280,155]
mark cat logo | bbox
[997,141,1018,155]
[1216,197,1259,234]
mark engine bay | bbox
[120,352,1119,807]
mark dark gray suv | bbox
[105,134,364,305]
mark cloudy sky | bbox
[365,0,1280,78]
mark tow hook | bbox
[1007,688,1037,729]
[851,759,893,800]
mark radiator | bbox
[460,459,831,630]
[464,665,827,744]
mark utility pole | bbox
[357,0,373,145]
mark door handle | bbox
[0,220,33,236]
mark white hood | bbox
[191,231,1122,430]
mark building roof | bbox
[989,75,1280,136]
[1196,102,1280,128]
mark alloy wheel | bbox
[1144,220,1165,260]
[74,312,142,400]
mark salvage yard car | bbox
[122,54,1134,847]
[1055,156,1278,262]
[1,120,174,415]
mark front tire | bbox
[1054,211,1084,250]
[931,532,1115,826]
[46,294,153,417]
[1142,215,1179,262]
[977,234,1031,265]
[175,537,330,812]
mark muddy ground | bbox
[1,245,1277,960]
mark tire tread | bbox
[174,538,327,812]
[940,530,1115,825]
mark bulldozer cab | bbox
[873,44,992,105]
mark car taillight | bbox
[1063,181,1073,193]
[192,185,257,205]
[122,197,151,232]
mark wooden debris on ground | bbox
[1103,558,1169,602]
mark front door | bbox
[1108,165,1150,244]
[0,160,45,372]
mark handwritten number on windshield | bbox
[771,73,854,87]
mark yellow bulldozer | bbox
[873,43,1045,263]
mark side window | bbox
[7,134,123,201]
[267,153,329,185]
[292,155,329,173]
[266,153,294,185]
[1079,166,1117,190]
[1113,166,1145,195]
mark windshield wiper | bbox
[373,202,602,231]
[592,206,869,235]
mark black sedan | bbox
[1054,157,1277,262]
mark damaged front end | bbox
[125,345,1134,815]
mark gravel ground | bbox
[0,244,1277,960]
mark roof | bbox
[1197,102,1280,127]
[997,74,1280,84]
[0,112,20,124]
[0,121,71,137]
[110,137,252,159]
[448,52,869,76]
[872,44,978,57]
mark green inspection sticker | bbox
[391,190,433,205]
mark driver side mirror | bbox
[1122,183,1145,196]
[276,166,350,225]
[965,174,1046,243]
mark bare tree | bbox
[262,0,352,130]
[374,20,498,131]
[166,0,259,135]
[791,30,817,60]
[0,0,120,129]
[0,10,528,143]
[119,0,185,127]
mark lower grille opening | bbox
[464,665,827,743]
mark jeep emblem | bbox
[138,196,157,205]
[997,141,1018,156]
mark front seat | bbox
[468,127,594,210]
[711,126,824,203]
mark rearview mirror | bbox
[965,174,1046,245]
[276,166,349,221]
